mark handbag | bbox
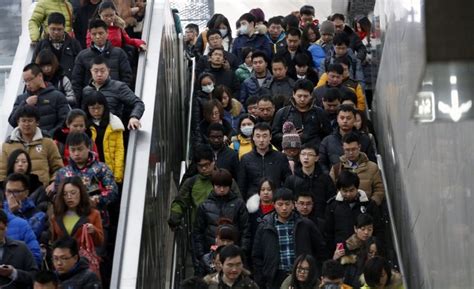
[79,224,101,278]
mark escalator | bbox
[0,1,187,288]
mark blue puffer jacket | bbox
[308,44,326,73]
[6,212,42,266]
[232,33,272,63]
[239,70,273,104]
[3,199,46,241]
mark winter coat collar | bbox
[68,152,98,169]
[339,152,369,167]
[208,190,238,201]
[294,164,323,179]
[26,84,56,96]
[9,127,43,143]
[56,257,90,281]
[246,193,260,213]
[265,32,286,44]
[250,69,272,81]
[229,99,243,117]
[109,113,125,131]
[335,189,369,202]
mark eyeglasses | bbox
[52,255,76,263]
[296,266,310,273]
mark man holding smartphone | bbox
[0,209,38,288]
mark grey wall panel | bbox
[374,0,474,288]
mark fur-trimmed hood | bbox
[109,113,125,131]
[335,189,369,202]
[246,193,260,213]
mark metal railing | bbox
[185,56,196,166]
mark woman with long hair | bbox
[50,176,104,247]
[213,85,244,131]
[281,254,320,289]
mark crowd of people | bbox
[173,3,404,289]
[0,0,147,288]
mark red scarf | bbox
[260,203,274,214]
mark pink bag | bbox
[79,224,101,278]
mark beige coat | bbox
[0,128,63,186]
[330,152,385,205]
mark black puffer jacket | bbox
[82,78,144,119]
[275,47,314,79]
[204,66,240,96]
[193,190,249,258]
[8,85,69,136]
[213,146,240,180]
[272,100,332,150]
[238,148,291,200]
[191,90,212,133]
[261,76,295,110]
[72,41,132,102]
[319,129,376,174]
[32,33,82,78]
[252,212,327,288]
[284,165,336,219]
[57,257,102,289]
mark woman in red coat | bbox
[86,1,147,51]
[50,176,104,247]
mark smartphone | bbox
[336,242,344,251]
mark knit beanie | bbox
[319,20,335,35]
[281,121,301,150]
[249,8,265,23]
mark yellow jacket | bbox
[29,0,73,42]
[229,134,253,160]
[90,114,125,183]
[317,73,366,111]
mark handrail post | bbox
[185,57,196,167]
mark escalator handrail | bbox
[376,154,408,286]
[185,56,196,166]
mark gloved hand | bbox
[167,213,182,231]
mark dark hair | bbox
[192,144,214,163]
[185,23,199,34]
[322,87,342,102]
[6,149,32,175]
[364,256,392,287]
[47,12,65,26]
[252,122,271,137]
[294,52,312,67]
[296,191,315,202]
[330,13,346,22]
[207,122,225,136]
[342,131,360,145]
[240,47,254,63]
[219,244,243,264]
[258,95,275,106]
[52,237,79,256]
[336,171,360,189]
[251,50,268,63]
[272,187,294,202]
[213,85,234,110]
[337,103,357,116]
[207,29,222,39]
[300,5,315,16]
[88,18,108,31]
[284,14,299,30]
[271,56,287,67]
[366,237,385,258]
[54,176,92,217]
[203,99,224,123]
[293,79,313,93]
[82,90,110,124]
[66,109,88,126]
[237,113,257,135]
[245,95,260,107]
[34,270,58,285]
[97,1,117,14]
[334,56,351,68]
[23,63,43,76]
[36,50,61,77]
[355,110,370,134]
[238,13,256,24]
[327,63,344,75]
[90,55,109,68]
[341,91,358,107]
[300,143,319,155]
[291,254,319,287]
[357,17,372,35]
[198,72,216,86]
[15,105,40,122]
[355,214,374,228]
[302,23,320,46]
[268,16,284,27]
[208,47,225,57]
[211,168,233,187]
[5,173,29,192]
[216,221,239,242]
[0,210,7,226]
[207,14,232,42]
[66,132,92,148]
[258,177,276,193]
[333,32,350,46]
[321,259,345,279]
[287,27,302,38]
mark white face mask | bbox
[202,84,214,93]
[219,29,228,37]
[239,25,249,35]
[241,125,254,137]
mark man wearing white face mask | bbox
[232,13,272,64]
